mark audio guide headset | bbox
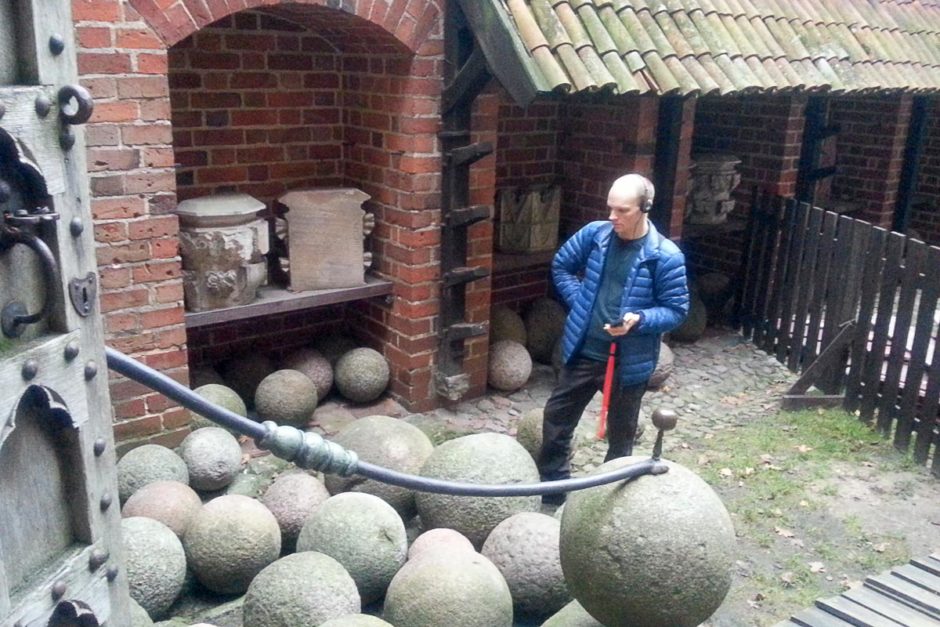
[639,175,654,213]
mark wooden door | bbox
[0,2,131,625]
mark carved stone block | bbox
[685,154,742,225]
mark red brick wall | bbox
[912,99,940,245]
[830,95,912,228]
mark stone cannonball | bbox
[320,615,393,627]
[117,444,189,503]
[260,472,330,552]
[281,348,333,401]
[121,480,202,539]
[514,407,543,461]
[221,353,275,407]
[122,517,187,619]
[334,348,390,403]
[312,334,359,366]
[324,415,434,519]
[383,551,512,627]
[482,512,570,618]
[541,600,605,627]
[297,493,407,605]
[189,365,225,388]
[671,292,707,343]
[490,305,527,345]
[183,495,281,594]
[178,427,243,492]
[254,369,318,426]
[188,383,247,432]
[560,457,736,627]
[242,552,360,627]
[488,340,533,392]
[524,297,567,363]
[647,341,674,389]
[407,528,476,562]
[416,433,540,548]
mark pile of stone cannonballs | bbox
[118,415,734,626]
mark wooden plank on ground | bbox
[845,227,887,413]
[892,563,940,593]
[791,606,856,626]
[860,232,906,426]
[815,595,908,626]
[804,211,840,365]
[911,556,940,577]
[879,240,926,445]
[843,586,939,627]
[865,573,940,617]
[788,205,826,371]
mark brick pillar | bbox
[830,95,913,228]
[661,96,697,238]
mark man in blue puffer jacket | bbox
[539,173,689,505]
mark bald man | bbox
[539,173,689,505]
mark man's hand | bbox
[604,313,641,337]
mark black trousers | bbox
[537,357,647,482]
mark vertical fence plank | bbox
[863,233,906,430]
[738,188,766,339]
[776,200,810,363]
[751,195,781,349]
[763,200,796,355]
[908,246,940,464]
[787,205,825,371]
[805,211,840,365]
[877,240,924,440]
[845,227,888,414]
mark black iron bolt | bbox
[84,360,98,380]
[51,580,67,600]
[70,217,84,236]
[93,438,106,457]
[106,565,119,582]
[89,549,109,571]
[64,339,80,361]
[35,94,52,118]
[59,128,75,151]
[100,493,112,511]
[49,34,65,55]
[21,359,38,381]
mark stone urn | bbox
[685,154,742,225]
[176,193,269,311]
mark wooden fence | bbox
[735,191,940,475]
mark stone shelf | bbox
[184,275,394,329]
[680,216,749,239]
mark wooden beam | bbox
[443,265,489,287]
[445,204,491,228]
[782,394,845,411]
[442,47,491,116]
[446,141,493,167]
[787,321,855,396]
[442,322,488,341]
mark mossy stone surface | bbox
[541,600,604,626]
[189,384,246,432]
[671,292,707,343]
[296,493,407,605]
[488,340,533,392]
[334,348,390,403]
[481,512,570,618]
[647,341,674,389]
[183,495,281,595]
[254,369,318,426]
[312,334,359,366]
[383,551,512,627]
[490,305,527,345]
[524,298,566,363]
[118,444,189,503]
[129,598,155,627]
[514,407,543,461]
[179,427,243,492]
[122,517,187,619]
[560,457,735,627]
[407,528,475,561]
[320,615,392,627]
[324,415,434,519]
[281,348,333,401]
[242,552,360,627]
[122,480,202,539]
[260,472,330,552]
[416,433,540,548]
[221,354,275,406]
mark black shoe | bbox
[541,492,567,506]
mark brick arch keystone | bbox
[128,0,441,52]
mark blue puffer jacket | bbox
[553,220,689,385]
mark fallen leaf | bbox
[799,500,810,507]
[753,593,765,601]
[681,442,691,449]
[719,467,733,478]
[796,444,813,453]
[873,542,889,553]
[760,454,774,464]
[809,562,826,573]
[790,538,805,548]
[743,467,755,476]
[842,579,862,591]
[775,526,795,538]
[704,433,714,440]
[780,571,795,586]
[697,455,710,466]
[770,508,783,517]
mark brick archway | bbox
[127,0,441,52]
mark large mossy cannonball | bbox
[647,341,675,389]
[281,348,333,401]
[117,444,189,503]
[296,493,407,605]
[129,598,155,626]
[242,552,360,627]
[189,383,247,432]
[178,427,243,492]
[514,407,543,460]
[415,433,540,548]
[254,369,318,426]
[383,552,512,627]
[481,512,570,618]
[672,292,707,343]
[490,305,527,345]
[560,457,735,627]
[122,517,187,619]
[524,297,567,363]
[407,528,476,561]
[334,348,390,403]
[488,340,533,392]
[324,415,434,519]
[320,615,392,627]
[183,495,281,594]
[541,600,604,627]
[260,472,330,552]
[313,334,359,366]
[122,480,202,539]
[221,353,275,406]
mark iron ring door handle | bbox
[0,223,61,337]
[57,84,94,125]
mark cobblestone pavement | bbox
[401,329,797,470]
